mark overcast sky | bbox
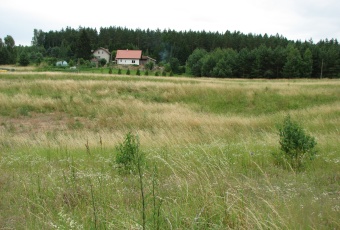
[1,0,339,46]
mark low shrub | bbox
[273,115,317,170]
[115,132,144,173]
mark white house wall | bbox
[94,50,110,63]
[117,59,140,65]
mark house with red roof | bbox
[116,50,142,65]
[115,50,157,66]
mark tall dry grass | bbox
[0,72,339,229]
[1,75,338,149]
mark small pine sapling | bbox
[275,115,317,170]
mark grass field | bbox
[0,71,339,229]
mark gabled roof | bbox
[93,47,110,55]
[141,55,156,62]
[116,50,142,59]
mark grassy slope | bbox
[0,72,339,229]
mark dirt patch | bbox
[0,112,72,134]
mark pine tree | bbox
[76,29,92,60]
[283,44,303,78]
[301,48,313,78]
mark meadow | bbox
[0,71,339,229]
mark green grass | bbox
[34,65,169,77]
[0,72,339,229]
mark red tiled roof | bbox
[116,50,142,59]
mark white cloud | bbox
[1,0,339,46]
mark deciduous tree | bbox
[187,48,207,77]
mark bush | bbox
[274,115,317,170]
[126,69,130,75]
[44,57,57,66]
[169,57,180,73]
[29,52,43,65]
[115,132,144,173]
[136,69,140,76]
[118,69,122,74]
[145,61,154,70]
[84,60,91,67]
[100,58,107,67]
[69,59,74,67]
[19,52,30,66]
[78,58,85,65]
[178,65,186,74]
[164,63,171,72]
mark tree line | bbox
[0,35,16,64]
[1,26,340,78]
[187,44,315,78]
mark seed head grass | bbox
[0,72,339,229]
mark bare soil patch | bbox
[0,112,73,134]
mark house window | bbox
[98,51,100,54]
[132,60,135,63]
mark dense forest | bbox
[1,26,340,78]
